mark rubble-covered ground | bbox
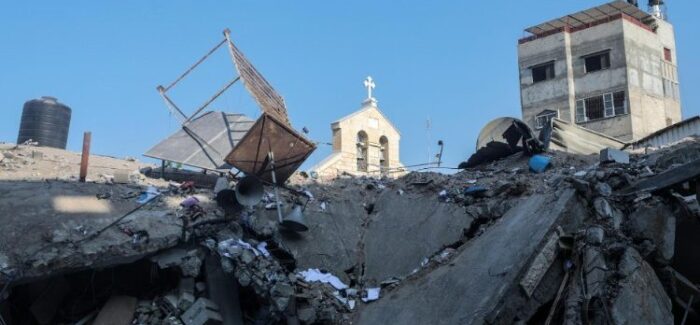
[1,138,699,324]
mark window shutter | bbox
[576,100,586,123]
[603,93,614,117]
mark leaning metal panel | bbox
[145,111,255,171]
[224,113,316,184]
[226,30,291,127]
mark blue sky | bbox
[1,1,698,171]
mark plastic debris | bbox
[180,196,200,208]
[528,155,551,174]
[136,186,160,204]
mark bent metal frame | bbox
[155,28,315,184]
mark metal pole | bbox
[544,271,570,325]
[268,151,284,224]
[79,132,91,182]
[681,295,694,325]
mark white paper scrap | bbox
[257,242,270,257]
[362,287,381,302]
[298,268,348,290]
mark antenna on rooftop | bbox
[426,116,432,164]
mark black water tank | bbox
[17,96,72,149]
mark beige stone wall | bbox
[623,18,682,139]
[519,16,682,142]
[312,102,403,179]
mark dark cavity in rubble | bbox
[3,258,181,325]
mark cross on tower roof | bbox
[364,76,376,100]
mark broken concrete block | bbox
[181,249,204,277]
[297,306,317,324]
[583,247,608,298]
[113,170,131,184]
[363,190,474,282]
[586,226,605,245]
[593,197,614,220]
[610,248,673,324]
[270,282,295,311]
[178,292,196,311]
[93,296,138,325]
[520,227,562,297]
[627,199,676,264]
[151,248,204,277]
[164,294,179,309]
[571,178,591,198]
[181,298,223,325]
[357,190,580,325]
[594,182,612,197]
[600,148,629,164]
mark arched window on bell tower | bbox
[357,131,368,172]
[379,136,389,171]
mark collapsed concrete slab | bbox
[610,248,673,324]
[362,190,471,283]
[626,198,676,265]
[355,189,578,325]
[0,181,183,283]
[254,186,367,282]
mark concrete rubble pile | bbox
[1,137,700,324]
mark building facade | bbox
[311,77,403,179]
[518,0,681,141]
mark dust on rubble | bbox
[1,138,699,324]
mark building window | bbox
[576,100,586,123]
[584,52,610,73]
[585,96,605,120]
[613,91,627,115]
[535,110,558,129]
[576,91,626,123]
[604,93,614,118]
[379,136,389,170]
[664,48,672,62]
[532,62,555,83]
[356,131,368,172]
[663,79,680,101]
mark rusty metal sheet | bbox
[227,33,291,127]
[225,114,316,184]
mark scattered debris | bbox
[601,147,630,164]
[3,134,700,324]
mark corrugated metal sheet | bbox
[144,111,255,171]
[626,116,700,150]
[546,118,626,155]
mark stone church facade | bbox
[311,77,404,179]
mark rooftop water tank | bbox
[17,96,72,149]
